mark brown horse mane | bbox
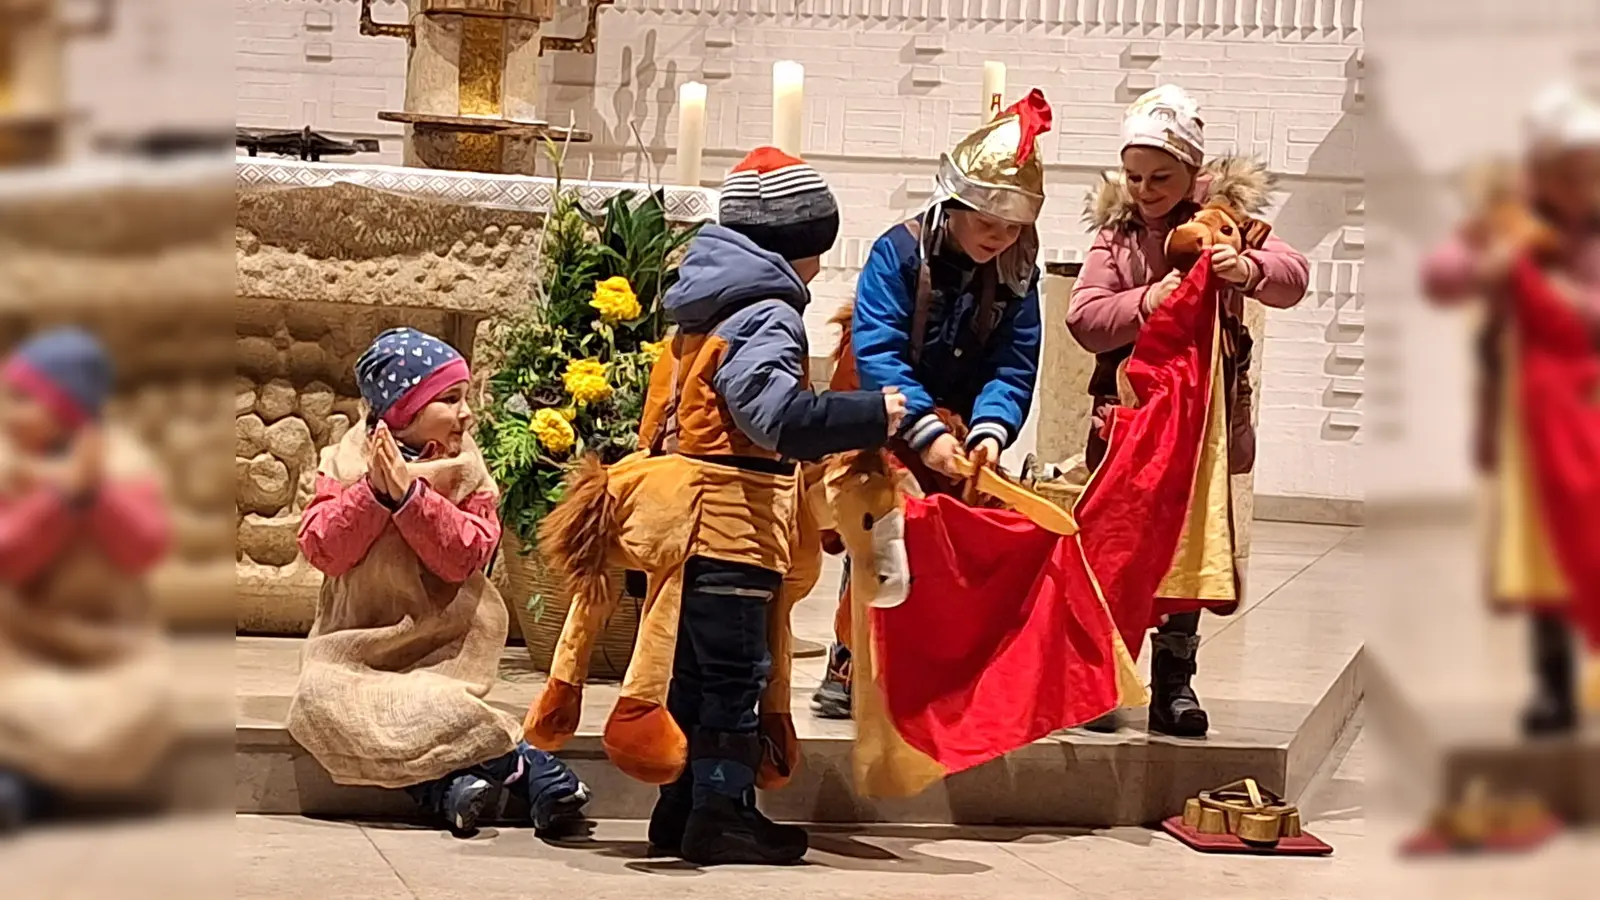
[837,447,890,477]
[828,301,854,382]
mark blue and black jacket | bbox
[851,220,1042,452]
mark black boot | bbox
[1522,612,1576,737]
[680,730,807,866]
[1081,711,1121,734]
[0,771,29,834]
[1148,614,1209,738]
[648,769,693,856]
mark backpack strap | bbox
[972,264,1001,346]
[650,329,687,455]
[903,218,935,365]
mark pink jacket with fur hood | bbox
[1067,157,1309,355]
[1067,157,1309,472]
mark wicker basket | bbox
[498,533,640,682]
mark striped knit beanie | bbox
[719,147,840,261]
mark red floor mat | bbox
[1398,814,1562,857]
[1160,816,1335,857]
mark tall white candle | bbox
[677,81,707,186]
[772,61,805,155]
[982,61,1007,121]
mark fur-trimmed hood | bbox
[1082,156,1277,233]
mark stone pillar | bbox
[0,1,67,166]
[369,0,590,174]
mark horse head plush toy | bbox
[1164,200,1274,273]
[1457,158,1563,262]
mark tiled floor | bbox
[224,727,1371,900]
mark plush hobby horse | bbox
[523,451,826,789]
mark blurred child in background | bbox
[0,327,173,831]
[1422,84,1600,736]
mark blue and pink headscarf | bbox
[355,328,470,429]
[2,327,111,429]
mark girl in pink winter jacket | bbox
[1419,84,1600,738]
[1067,85,1309,739]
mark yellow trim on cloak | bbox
[1492,335,1569,604]
[1157,313,1239,602]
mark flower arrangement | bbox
[478,155,701,545]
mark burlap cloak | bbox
[286,426,520,788]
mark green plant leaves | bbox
[479,167,698,544]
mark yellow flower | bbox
[640,340,665,364]
[590,276,642,324]
[562,358,613,405]
[530,408,576,455]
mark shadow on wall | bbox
[1269,111,1360,261]
[604,30,676,182]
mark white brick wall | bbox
[234,0,1366,501]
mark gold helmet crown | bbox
[938,89,1053,225]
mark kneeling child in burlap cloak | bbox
[288,328,588,836]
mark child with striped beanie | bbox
[632,147,904,864]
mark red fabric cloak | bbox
[1073,256,1223,654]
[867,255,1222,774]
[1511,257,1600,649]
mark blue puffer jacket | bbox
[662,225,888,462]
[851,222,1041,452]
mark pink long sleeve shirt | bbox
[1419,227,1600,469]
[1067,219,1310,356]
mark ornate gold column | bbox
[0,0,111,167]
[360,0,608,174]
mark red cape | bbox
[1512,258,1600,649]
[1074,257,1223,654]
[868,256,1222,774]
[872,498,1123,775]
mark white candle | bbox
[772,61,805,155]
[677,81,707,186]
[983,61,1007,122]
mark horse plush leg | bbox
[757,507,822,790]
[757,586,801,790]
[603,567,688,785]
[525,455,618,751]
[523,585,615,750]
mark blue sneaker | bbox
[810,643,852,720]
[518,743,589,832]
[441,774,495,836]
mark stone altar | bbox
[234,157,717,634]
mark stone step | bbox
[236,521,1364,825]
[236,645,1364,827]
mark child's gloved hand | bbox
[881,387,907,435]
[1142,270,1184,315]
[921,433,970,479]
